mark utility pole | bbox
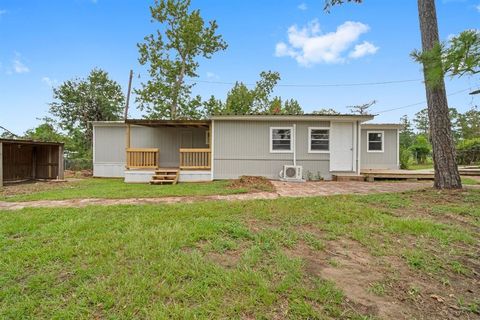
[124,69,133,121]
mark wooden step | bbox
[155,169,179,174]
[152,175,176,180]
[150,179,176,185]
[150,169,179,185]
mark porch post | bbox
[126,124,131,149]
[0,142,3,187]
[125,124,131,169]
[58,144,65,180]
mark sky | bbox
[0,0,479,135]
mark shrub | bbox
[456,138,480,165]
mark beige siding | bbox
[213,120,332,179]
[360,129,398,169]
[93,124,208,177]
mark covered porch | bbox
[123,119,212,183]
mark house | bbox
[92,114,401,183]
[0,138,65,187]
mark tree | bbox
[457,106,480,140]
[413,108,430,135]
[410,134,431,164]
[49,68,125,157]
[136,0,227,119]
[283,99,303,115]
[324,0,462,188]
[24,120,65,143]
[399,115,415,149]
[313,108,340,115]
[348,100,376,115]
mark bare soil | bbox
[229,176,276,192]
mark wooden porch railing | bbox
[126,148,159,169]
[179,148,211,170]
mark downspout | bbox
[293,124,297,166]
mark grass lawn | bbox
[0,178,251,202]
[0,189,479,319]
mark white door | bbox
[330,122,354,171]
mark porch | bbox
[123,119,212,184]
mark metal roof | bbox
[0,138,64,146]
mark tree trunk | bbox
[417,0,462,189]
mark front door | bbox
[181,131,193,148]
[330,122,354,171]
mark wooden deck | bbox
[360,169,434,181]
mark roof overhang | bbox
[0,138,63,146]
[210,114,374,122]
[361,123,402,130]
[125,119,210,128]
[91,120,211,128]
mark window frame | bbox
[308,127,330,154]
[269,126,294,153]
[367,130,384,153]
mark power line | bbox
[375,88,473,114]
[185,78,423,88]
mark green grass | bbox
[0,178,248,202]
[461,177,479,185]
[408,163,434,170]
[0,189,478,318]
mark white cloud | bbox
[206,72,219,80]
[349,41,378,58]
[12,53,30,74]
[275,20,377,66]
[42,77,58,87]
[298,3,307,11]
[476,4,480,12]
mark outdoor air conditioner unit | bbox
[281,165,303,181]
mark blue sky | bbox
[1,0,479,134]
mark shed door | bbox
[330,122,354,171]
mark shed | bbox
[0,138,64,187]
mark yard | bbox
[0,182,479,319]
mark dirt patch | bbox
[285,237,478,319]
[0,179,72,198]
[64,170,93,178]
[229,176,275,192]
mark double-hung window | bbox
[367,131,384,152]
[270,127,293,153]
[308,127,329,153]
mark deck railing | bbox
[126,148,159,169]
[179,148,211,170]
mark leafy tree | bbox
[24,121,65,143]
[413,108,430,135]
[0,125,19,139]
[443,30,480,77]
[410,134,431,164]
[457,106,480,140]
[348,100,376,115]
[202,95,224,117]
[324,0,462,189]
[224,82,256,114]
[313,108,340,115]
[399,115,415,149]
[136,0,227,119]
[283,99,303,115]
[49,68,125,157]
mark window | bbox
[309,127,329,153]
[367,131,384,152]
[270,127,293,153]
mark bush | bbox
[399,148,411,169]
[457,138,480,165]
[65,158,93,171]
